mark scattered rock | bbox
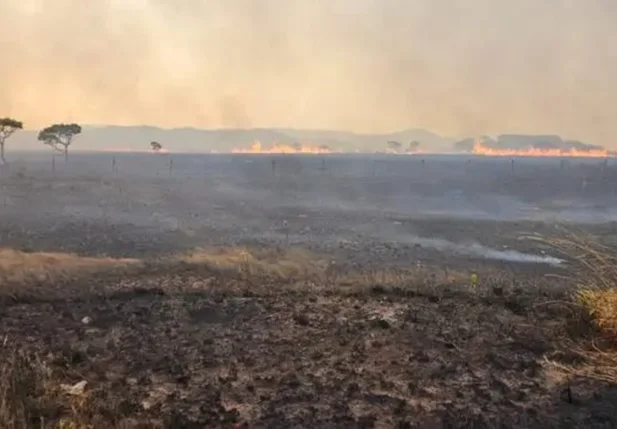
[60,380,88,396]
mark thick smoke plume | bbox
[2,0,617,146]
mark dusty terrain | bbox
[0,152,616,428]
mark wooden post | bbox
[283,220,289,246]
[603,157,608,175]
[50,153,56,190]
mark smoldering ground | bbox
[2,153,617,428]
[0,152,610,268]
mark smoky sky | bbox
[1,0,616,145]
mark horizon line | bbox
[12,124,598,144]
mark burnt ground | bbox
[2,268,616,428]
[0,153,617,427]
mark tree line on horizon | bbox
[0,117,82,164]
[0,117,169,164]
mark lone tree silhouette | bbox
[38,123,82,162]
[387,141,402,153]
[0,117,23,164]
[151,141,163,152]
[407,141,420,153]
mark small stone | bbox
[81,316,93,325]
[141,399,155,410]
[60,380,87,396]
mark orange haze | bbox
[3,1,617,147]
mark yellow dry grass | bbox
[575,288,617,337]
[541,231,617,339]
[175,246,329,280]
[175,247,485,298]
[0,248,140,297]
[525,229,617,384]
[0,243,487,297]
[0,345,96,429]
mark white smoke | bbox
[398,235,563,266]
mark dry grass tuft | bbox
[0,347,53,429]
[0,248,139,282]
[527,229,617,384]
[542,231,617,340]
[575,288,617,338]
[522,228,617,289]
[549,345,617,385]
[175,246,329,281]
[0,348,38,429]
[0,248,140,299]
[0,345,99,429]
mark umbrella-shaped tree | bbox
[38,123,82,162]
[0,117,23,164]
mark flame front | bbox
[232,141,333,154]
[472,141,609,158]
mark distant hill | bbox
[276,128,454,152]
[8,125,455,153]
[10,126,602,155]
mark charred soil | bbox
[1,155,617,427]
[1,264,616,428]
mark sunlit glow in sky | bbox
[1,0,616,146]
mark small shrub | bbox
[0,348,49,429]
[576,287,617,339]
[536,230,617,384]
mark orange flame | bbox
[232,141,333,154]
[472,141,609,158]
